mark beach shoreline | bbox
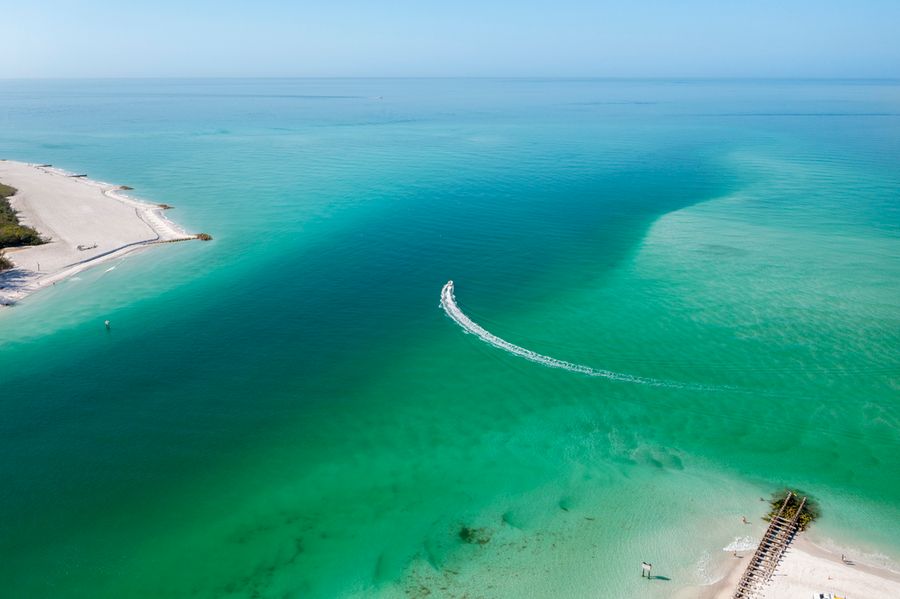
[0,160,197,305]
[684,535,900,599]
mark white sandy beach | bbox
[0,160,195,305]
[690,536,900,599]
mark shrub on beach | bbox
[0,223,44,247]
[0,182,46,249]
[0,251,12,272]
[763,488,819,531]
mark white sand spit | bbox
[0,160,196,305]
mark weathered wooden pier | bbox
[732,491,807,599]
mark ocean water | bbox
[0,79,898,598]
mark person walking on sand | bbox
[742,516,748,524]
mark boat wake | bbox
[440,280,705,388]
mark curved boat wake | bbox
[440,280,706,389]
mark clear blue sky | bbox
[3,0,899,78]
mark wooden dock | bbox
[733,491,807,599]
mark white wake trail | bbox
[440,280,695,388]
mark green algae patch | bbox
[764,489,820,531]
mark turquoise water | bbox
[1,79,898,597]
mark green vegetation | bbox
[1,181,45,271]
[458,525,492,545]
[763,488,820,531]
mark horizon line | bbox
[2,75,900,82]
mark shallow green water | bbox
[0,79,898,597]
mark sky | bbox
[2,0,899,78]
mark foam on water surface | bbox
[441,280,715,389]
